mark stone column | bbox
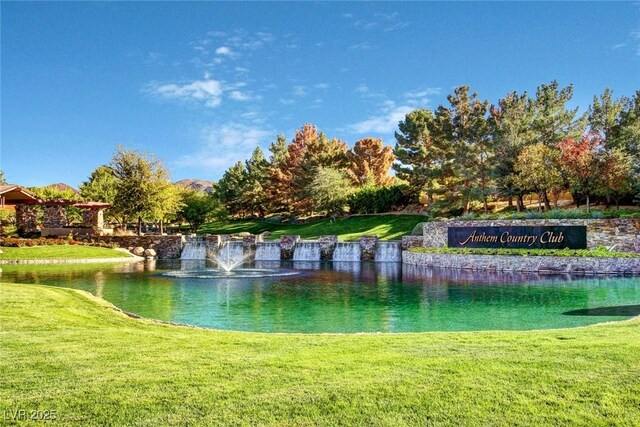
[243,235,260,259]
[82,208,104,230]
[318,235,338,260]
[203,235,221,258]
[359,235,378,261]
[15,205,39,236]
[279,235,300,260]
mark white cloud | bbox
[235,67,250,73]
[403,88,441,98]
[151,78,224,108]
[176,123,272,170]
[280,98,295,105]
[229,90,250,101]
[215,46,233,55]
[348,101,413,134]
[314,83,330,89]
[293,85,308,96]
[611,43,626,50]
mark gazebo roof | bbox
[0,184,111,209]
[0,185,40,204]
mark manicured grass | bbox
[1,283,639,426]
[409,246,640,258]
[198,214,426,240]
[0,245,130,260]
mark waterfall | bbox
[375,241,402,262]
[293,241,321,261]
[181,237,206,259]
[332,242,361,262]
[217,241,245,264]
[255,242,281,261]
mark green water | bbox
[2,260,639,333]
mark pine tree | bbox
[490,91,535,211]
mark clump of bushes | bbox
[347,184,411,214]
[0,237,118,249]
[408,246,638,258]
[448,208,640,221]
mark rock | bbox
[144,248,157,257]
[131,246,145,256]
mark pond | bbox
[2,260,639,333]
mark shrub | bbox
[408,246,637,258]
[347,184,411,214]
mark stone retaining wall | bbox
[402,251,640,275]
[423,219,640,252]
[77,235,183,259]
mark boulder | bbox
[131,246,145,256]
[144,248,157,257]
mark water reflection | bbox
[1,260,639,333]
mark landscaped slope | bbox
[198,214,426,241]
[0,246,130,260]
[1,283,639,426]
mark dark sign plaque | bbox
[447,226,587,249]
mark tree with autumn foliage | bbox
[596,147,635,209]
[268,124,348,217]
[347,137,395,187]
[557,132,604,212]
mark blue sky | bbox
[2,1,639,187]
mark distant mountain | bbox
[44,183,80,194]
[174,179,215,193]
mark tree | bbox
[146,183,184,234]
[80,166,118,203]
[597,148,634,209]
[446,86,493,213]
[393,109,446,205]
[79,165,119,222]
[490,91,535,211]
[216,161,248,217]
[514,143,564,212]
[588,88,625,144]
[347,137,395,187]
[531,81,586,209]
[557,132,604,212]
[110,146,176,235]
[268,124,348,216]
[242,147,270,217]
[0,170,6,185]
[310,167,354,215]
[179,190,224,233]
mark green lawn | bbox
[0,245,130,260]
[198,214,426,241]
[1,283,639,426]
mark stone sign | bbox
[447,226,587,249]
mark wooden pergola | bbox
[0,185,112,237]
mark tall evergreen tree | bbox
[392,109,445,205]
[242,147,270,217]
[446,86,493,213]
[216,161,248,217]
[490,91,535,211]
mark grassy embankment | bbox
[0,246,130,260]
[1,283,639,426]
[198,214,426,241]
